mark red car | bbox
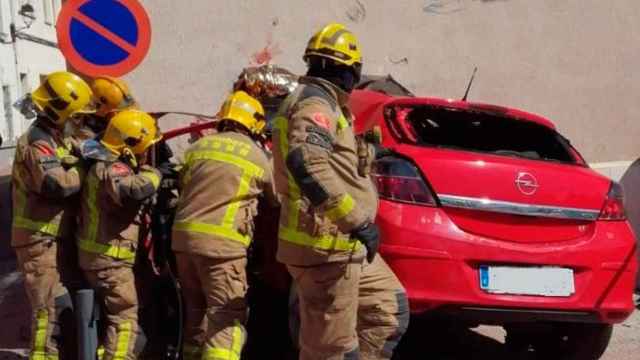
[350,77,638,359]
[156,76,637,359]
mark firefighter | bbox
[271,23,410,359]
[11,71,95,359]
[76,109,162,359]
[67,76,137,142]
[171,91,277,360]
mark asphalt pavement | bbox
[0,264,637,359]
[394,297,639,360]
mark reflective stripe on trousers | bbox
[113,322,132,360]
[77,174,135,262]
[273,115,360,251]
[174,150,264,247]
[203,320,244,360]
[29,308,58,360]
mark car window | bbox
[405,106,577,164]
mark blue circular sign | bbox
[57,0,151,77]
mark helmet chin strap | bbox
[120,148,138,170]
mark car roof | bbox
[351,89,557,131]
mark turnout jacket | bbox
[272,76,378,266]
[76,160,161,270]
[172,131,277,259]
[11,117,84,247]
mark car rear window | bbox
[404,106,577,164]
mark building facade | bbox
[0,0,65,167]
[129,0,639,177]
[0,0,636,174]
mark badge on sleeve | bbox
[312,113,332,130]
[33,143,55,156]
[110,163,132,177]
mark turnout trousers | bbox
[176,254,248,360]
[15,236,74,360]
[84,266,145,360]
[288,254,409,360]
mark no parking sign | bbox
[57,0,151,77]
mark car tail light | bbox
[599,182,626,221]
[373,156,438,206]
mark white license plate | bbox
[479,265,575,297]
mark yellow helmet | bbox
[218,91,266,134]
[304,23,362,67]
[31,71,95,125]
[101,110,161,156]
[92,76,136,117]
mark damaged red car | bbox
[153,75,637,360]
[350,76,638,359]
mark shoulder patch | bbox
[109,162,132,177]
[312,113,332,130]
[299,84,337,111]
[32,142,55,156]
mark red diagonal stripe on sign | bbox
[72,11,136,54]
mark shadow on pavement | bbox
[0,262,30,352]
[0,350,27,360]
[394,316,537,360]
[0,173,14,261]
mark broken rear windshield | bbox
[402,106,576,164]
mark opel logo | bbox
[515,172,539,195]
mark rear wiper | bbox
[493,150,533,159]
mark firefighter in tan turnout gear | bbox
[11,71,95,359]
[172,91,277,360]
[76,110,163,359]
[272,23,409,359]
[68,76,138,142]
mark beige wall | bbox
[128,0,640,163]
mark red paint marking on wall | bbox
[250,35,282,65]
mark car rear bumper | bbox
[438,306,601,324]
[377,201,638,325]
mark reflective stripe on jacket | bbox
[172,131,277,259]
[76,161,160,270]
[11,118,83,247]
[272,76,378,266]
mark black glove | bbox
[351,222,380,263]
[158,162,178,179]
[158,162,179,190]
[157,141,174,164]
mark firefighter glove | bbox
[352,222,380,263]
[158,162,178,179]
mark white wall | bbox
[129,0,640,166]
[0,0,638,170]
[0,0,65,166]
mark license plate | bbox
[479,265,575,297]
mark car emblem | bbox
[515,172,539,195]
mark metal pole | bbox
[8,0,22,141]
[76,289,99,360]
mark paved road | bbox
[394,298,639,360]
[0,265,638,359]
